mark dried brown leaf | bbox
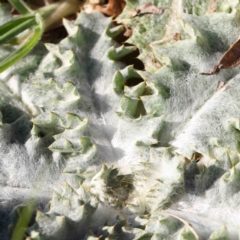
[200,37,240,75]
[94,0,126,18]
[131,2,164,17]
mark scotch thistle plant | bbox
[1,0,240,239]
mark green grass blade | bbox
[0,14,44,73]
[0,15,36,44]
[11,199,36,240]
[9,0,33,14]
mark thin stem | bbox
[163,211,200,240]
[41,0,86,30]
[37,1,64,20]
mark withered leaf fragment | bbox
[200,38,240,75]
[94,0,125,18]
[132,3,164,17]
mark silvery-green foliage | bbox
[117,0,240,239]
[2,0,240,239]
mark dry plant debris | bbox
[128,2,164,17]
[94,0,126,17]
[200,37,240,75]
